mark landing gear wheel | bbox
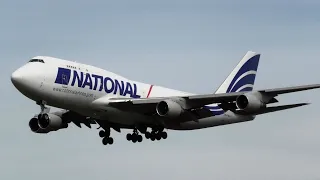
[102,137,108,145]
[99,129,110,138]
[132,135,137,143]
[107,137,114,144]
[102,137,114,145]
[126,133,132,141]
[99,130,105,138]
[156,133,161,140]
[150,136,155,141]
[128,127,144,143]
[145,132,151,139]
[161,131,167,139]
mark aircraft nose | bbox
[11,68,25,87]
[11,64,44,100]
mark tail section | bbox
[206,51,260,115]
[215,51,260,94]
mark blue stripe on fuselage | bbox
[204,105,225,115]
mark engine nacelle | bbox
[156,100,184,118]
[38,113,67,131]
[236,93,266,112]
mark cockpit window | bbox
[29,59,45,63]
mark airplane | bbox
[11,51,320,146]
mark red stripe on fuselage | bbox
[147,85,153,98]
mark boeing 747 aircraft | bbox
[11,51,320,146]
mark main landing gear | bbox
[99,129,114,145]
[126,129,143,143]
[126,126,168,143]
[145,129,167,141]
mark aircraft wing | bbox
[92,84,320,114]
[187,84,320,107]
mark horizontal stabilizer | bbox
[237,103,310,115]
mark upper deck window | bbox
[29,59,44,63]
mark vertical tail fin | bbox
[206,51,260,115]
[215,51,260,94]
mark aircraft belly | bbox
[79,106,152,126]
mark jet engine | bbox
[236,93,266,112]
[29,117,50,133]
[156,100,184,118]
[28,113,67,133]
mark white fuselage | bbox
[11,56,255,130]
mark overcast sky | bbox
[1,0,320,179]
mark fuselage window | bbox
[29,59,44,63]
[67,65,76,69]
